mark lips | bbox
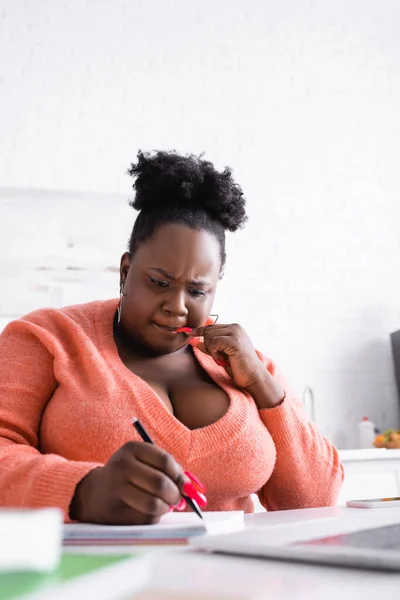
[153,323,184,334]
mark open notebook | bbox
[64,511,244,545]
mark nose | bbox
[162,289,188,317]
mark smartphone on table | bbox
[346,497,400,508]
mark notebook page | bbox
[64,511,244,543]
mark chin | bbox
[144,337,186,357]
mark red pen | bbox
[176,315,219,334]
[176,323,229,368]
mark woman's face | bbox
[119,223,221,355]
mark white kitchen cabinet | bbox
[337,449,400,505]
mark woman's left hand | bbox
[186,323,285,409]
[187,323,266,390]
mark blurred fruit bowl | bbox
[374,430,400,449]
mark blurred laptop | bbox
[190,519,400,571]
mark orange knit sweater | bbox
[0,299,343,521]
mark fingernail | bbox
[183,482,208,508]
[176,327,193,333]
[174,498,187,511]
[185,471,206,493]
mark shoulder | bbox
[2,299,118,343]
[23,298,116,325]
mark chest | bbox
[39,342,277,498]
[123,350,230,430]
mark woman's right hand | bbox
[69,442,189,525]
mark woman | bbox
[0,151,343,524]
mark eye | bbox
[189,289,206,298]
[149,277,169,288]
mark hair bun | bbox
[127,150,247,232]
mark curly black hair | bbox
[127,150,247,270]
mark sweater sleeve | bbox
[255,354,344,510]
[0,319,102,522]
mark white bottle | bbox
[358,416,375,449]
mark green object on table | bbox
[0,554,131,600]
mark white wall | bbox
[1,0,400,448]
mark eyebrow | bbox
[148,267,211,287]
